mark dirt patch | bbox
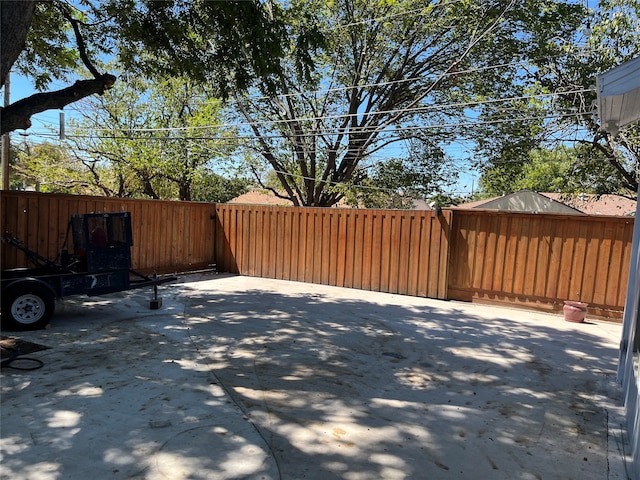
[0,336,50,360]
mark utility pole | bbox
[1,71,10,190]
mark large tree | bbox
[62,73,245,201]
[234,0,589,207]
[480,146,627,196]
[1,0,289,135]
[475,0,640,195]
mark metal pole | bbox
[1,71,10,190]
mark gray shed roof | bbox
[455,190,584,214]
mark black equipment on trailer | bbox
[1,212,176,330]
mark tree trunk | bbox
[1,0,35,88]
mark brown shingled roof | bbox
[541,193,637,216]
[455,190,637,216]
[227,190,294,206]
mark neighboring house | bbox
[227,190,294,206]
[543,192,637,216]
[228,189,435,210]
[410,198,436,210]
[456,189,637,216]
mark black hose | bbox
[0,348,45,370]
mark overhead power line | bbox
[59,110,595,142]
[67,88,595,135]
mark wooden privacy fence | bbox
[1,192,634,319]
[214,205,451,299]
[0,191,217,273]
[215,204,634,319]
[448,209,635,318]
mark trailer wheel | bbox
[2,284,55,330]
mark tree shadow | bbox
[0,275,628,479]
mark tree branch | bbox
[57,3,102,79]
[1,75,116,135]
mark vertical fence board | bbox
[1,193,631,319]
[429,215,444,298]
[396,214,410,295]
[581,226,600,302]
[618,226,634,307]
[289,210,300,281]
[305,211,313,282]
[369,213,381,292]
[493,215,509,292]
[312,212,323,284]
[1,192,216,274]
[406,214,421,297]
[276,210,284,279]
[343,211,351,288]
[351,212,362,289]
[569,222,588,301]
[533,219,551,299]
[282,210,292,281]
[481,215,497,292]
[437,212,451,298]
[545,220,562,299]
[360,212,372,289]
[606,223,624,307]
[447,209,632,318]
[387,214,399,294]
[473,215,487,292]
[378,214,390,292]
[525,217,541,298]
[418,213,434,297]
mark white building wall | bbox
[618,183,640,479]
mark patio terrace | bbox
[0,273,632,479]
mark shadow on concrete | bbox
[0,275,630,479]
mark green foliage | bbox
[8,0,292,102]
[428,193,465,208]
[514,149,573,193]
[477,0,640,194]
[13,2,84,90]
[99,0,289,97]
[67,74,242,200]
[13,142,96,194]
[479,162,526,197]
[480,146,631,196]
[190,173,252,203]
[234,0,595,207]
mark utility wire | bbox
[65,89,595,135]
[58,110,595,141]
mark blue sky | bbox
[3,71,480,199]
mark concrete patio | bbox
[0,273,633,479]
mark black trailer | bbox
[1,212,176,330]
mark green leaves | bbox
[101,0,288,97]
[475,0,640,195]
[14,2,80,90]
[65,74,242,200]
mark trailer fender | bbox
[2,277,59,299]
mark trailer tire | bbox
[2,283,55,330]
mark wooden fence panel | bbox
[1,191,216,273]
[448,209,634,318]
[213,204,451,299]
[2,192,633,319]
